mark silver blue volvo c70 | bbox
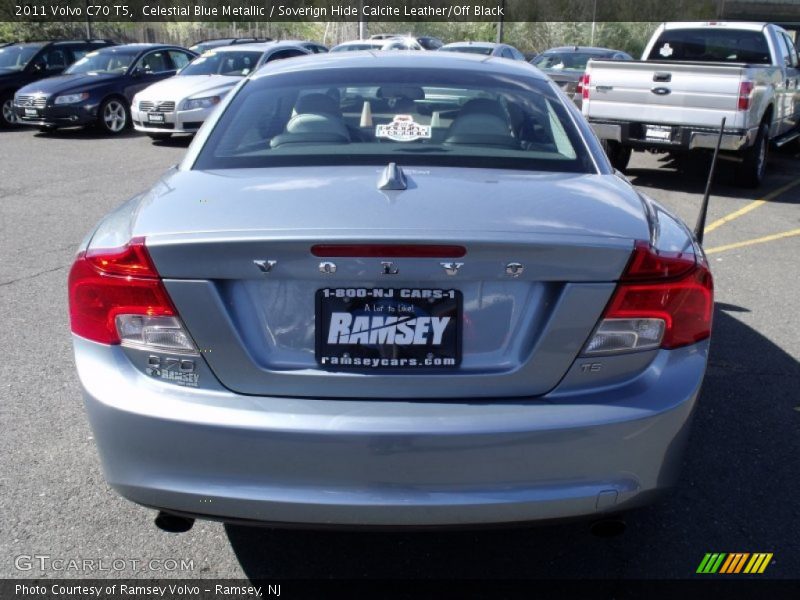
[69,52,713,529]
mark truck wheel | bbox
[735,122,768,188]
[602,140,632,172]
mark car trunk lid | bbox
[132,166,649,398]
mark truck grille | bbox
[138,100,176,113]
[15,95,47,108]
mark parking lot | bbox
[1,126,798,580]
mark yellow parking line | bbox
[705,228,800,254]
[704,178,800,234]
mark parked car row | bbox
[5,24,797,189]
[0,39,115,126]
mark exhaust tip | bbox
[154,511,194,533]
[590,517,626,538]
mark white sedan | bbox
[131,42,310,140]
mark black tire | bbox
[97,97,130,135]
[601,139,632,172]
[735,122,769,188]
[146,132,172,141]
[1,95,18,127]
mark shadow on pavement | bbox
[626,149,800,204]
[224,305,800,580]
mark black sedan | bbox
[14,44,195,134]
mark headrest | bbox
[294,93,341,117]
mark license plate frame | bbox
[147,112,165,123]
[645,124,673,142]
[24,108,38,117]
[315,287,462,370]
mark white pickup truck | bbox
[582,22,800,187]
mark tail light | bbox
[577,73,590,99]
[68,237,197,353]
[583,241,713,355]
[738,81,754,111]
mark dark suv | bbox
[0,39,115,127]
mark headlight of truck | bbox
[182,95,221,111]
[54,93,89,105]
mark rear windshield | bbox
[647,28,771,64]
[181,50,263,76]
[533,52,610,71]
[331,43,382,52]
[193,68,594,173]
[440,46,494,56]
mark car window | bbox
[331,43,382,52]
[182,50,263,76]
[779,33,798,68]
[40,48,68,70]
[532,52,598,71]
[501,48,514,59]
[193,67,593,175]
[138,51,170,73]
[67,49,136,74]
[440,46,494,56]
[168,50,192,70]
[0,44,42,71]
[266,49,308,62]
[647,28,771,64]
[70,45,96,62]
[420,38,443,50]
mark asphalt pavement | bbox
[1,127,798,581]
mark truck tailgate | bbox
[583,60,747,129]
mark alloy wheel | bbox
[103,100,127,133]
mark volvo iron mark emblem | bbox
[441,262,464,276]
[253,259,277,273]
[381,261,399,275]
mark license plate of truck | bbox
[645,125,672,141]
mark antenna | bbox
[694,117,725,245]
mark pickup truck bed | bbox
[582,22,800,187]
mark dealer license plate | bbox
[645,125,672,141]
[24,108,38,116]
[316,288,461,370]
[147,112,165,123]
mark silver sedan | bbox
[69,52,713,530]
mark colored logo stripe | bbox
[697,553,726,573]
[744,553,773,574]
[719,553,749,573]
[697,553,773,574]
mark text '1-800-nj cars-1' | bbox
[68,52,713,529]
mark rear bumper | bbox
[590,120,756,152]
[75,336,707,527]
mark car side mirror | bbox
[131,67,143,78]
[32,61,46,72]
